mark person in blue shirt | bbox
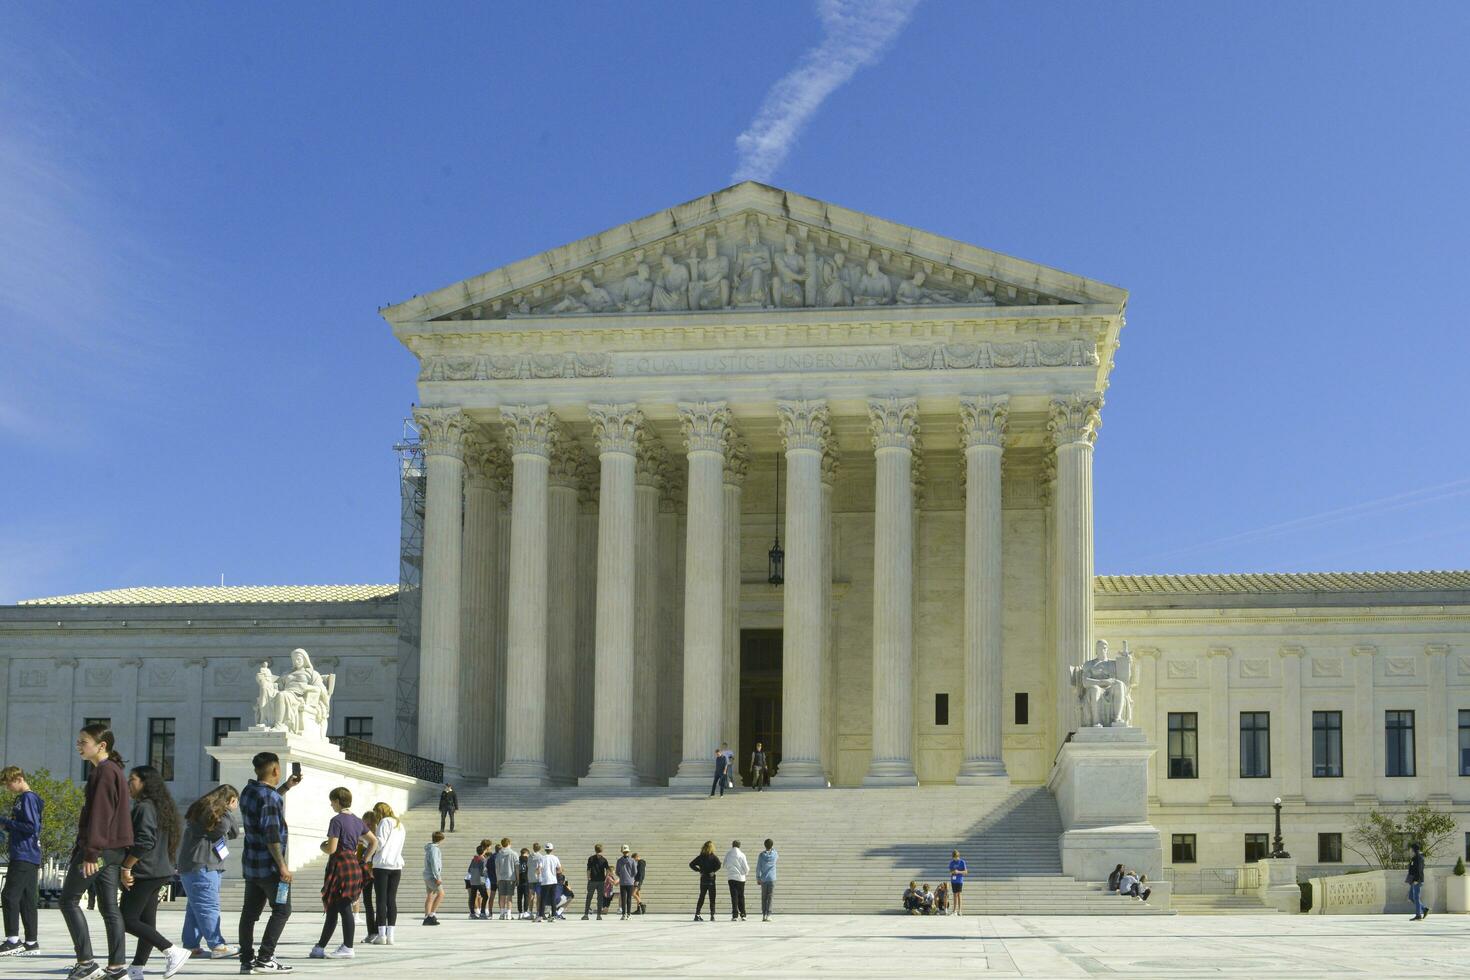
[947,850,967,917]
[710,750,729,798]
[755,840,778,922]
[0,765,45,956]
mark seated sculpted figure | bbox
[691,238,730,309]
[819,252,853,307]
[732,221,772,306]
[618,263,654,312]
[1070,639,1133,728]
[854,258,893,305]
[651,254,691,311]
[253,648,337,740]
[772,234,809,307]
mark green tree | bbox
[0,768,85,866]
[1346,800,1459,869]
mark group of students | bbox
[900,850,969,916]
[686,839,779,921]
[1107,864,1153,901]
[458,838,639,922]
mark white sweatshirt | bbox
[724,847,749,882]
[373,817,406,870]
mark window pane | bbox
[211,717,241,781]
[1318,833,1342,863]
[1459,710,1470,778]
[935,693,949,727]
[1168,713,1198,779]
[1312,711,1342,778]
[1171,834,1196,864]
[1240,712,1270,778]
[1014,692,1029,726]
[1245,834,1269,863]
[148,717,176,781]
[1386,711,1416,777]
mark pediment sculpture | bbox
[252,647,336,741]
[1070,639,1134,728]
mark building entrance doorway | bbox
[739,629,782,786]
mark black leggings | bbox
[696,876,717,917]
[728,879,746,918]
[60,851,125,966]
[318,898,355,949]
[362,875,376,934]
[470,884,488,911]
[1,860,39,942]
[619,884,634,915]
[516,882,530,914]
[373,869,402,927]
[121,877,173,966]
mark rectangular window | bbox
[82,716,111,781]
[1171,834,1197,864]
[211,717,241,781]
[1167,712,1198,779]
[934,693,949,727]
[148,717,176,781]
[343,717,374,742]
[1244,833,1270,863]
[1459,709,1470,777]
[1312,711,1343,778]
[1465,832,1469,863]
[1318,833,1342,863]
[1239,711,1271,778]
[1386,710,1416,777]
[1014,692,1029,726]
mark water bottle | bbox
[275,880,289,904]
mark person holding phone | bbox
[237,751,301,974]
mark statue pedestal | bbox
[1047,727,1169,908]
[208,730,434,874]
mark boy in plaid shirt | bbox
[238,752,301,974]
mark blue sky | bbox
[2,1,1467,603]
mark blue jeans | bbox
[1409,881,1425,916]
[181,869,226,950]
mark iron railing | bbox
[329,736,443,783]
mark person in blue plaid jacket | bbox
[238,752,301,974]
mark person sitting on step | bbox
[903,881,923,914]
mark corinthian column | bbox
[495,404,557,785]
[865,396,920,786]
[413,407,471,775]
[546,432,585,785]
[722,441,749,758]
[1048,394,1101,745]
[670,400,730,786]
[957,397,1008,783]
[633,438,667,782]
[820,445,839,780]
[582,403,642,785]
[777,399,831,786]
[460,435,508,779]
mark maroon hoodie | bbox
[76,756,134,861]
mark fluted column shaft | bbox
[459,438,506,780]
[671,401,730,785]
[496,405,555,784]
[721,444,749,760]
[958,396,1008,782]
[632,469,662,782]
[777,400,829,785]
[545,448,583,785]
[1049,395,1100,747]
[865,397,919,785]
[583,404,641,785]
[414,408,470,774]
[820,448,838,780]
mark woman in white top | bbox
[366,802,406,944]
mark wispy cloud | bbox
[732,0,922,183]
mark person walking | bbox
[748,742,769,791]
[494,839,517,919]
[756,839,778,921]
[724,840,749,921]
[310,787,365,959]
[119,765,189,979]
[366,802,405,944]
[237,751,301,974]
[60,722,133,980]
[357,812,379,938]
[710,750,730,798]
[632,852,647,915]
[947,849,968,916]
[582,844,609,920]
[537,844,562,922]
[615,846,637,920]
[0,765,45,957]
[177,785,240,960]
[422,832,445,925]
[437,785,458,833]
[1408,842,1428,921]
[689,841,721,921]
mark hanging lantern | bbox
[767,450,785,585]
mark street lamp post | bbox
[1270,796,1291,859]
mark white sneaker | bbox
[327,946,354,959]
[163,945,191,978]
[128,968,145,980]
[309,946,326,959]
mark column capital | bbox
[820,443,841,486]
[1047,393,1103,448]
[414,406,473,459]
[910,440,928,504]
[677,400,732,455]
[958,396,1009,449]
[776,398,831,453]
[500,404,559,458]
[548,427,588,490]
[635,431,670,489]
[463,434,510,490]
[724,439,751,488]
[588,402,644,456]
[867,395,919,451]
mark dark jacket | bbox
[439,789,458,813]
[586,853,609,882]
[126,798,176,880]
[1,790,44,865]
[689,852,721,879]
[176,808,241,874]
[635,858,646,885]
[714,754,729,777]
[1407,852,1425,884]
[76,756,133,861]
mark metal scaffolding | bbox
[393,418,425,754]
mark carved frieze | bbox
[1384,656,1417,677]
[1238,658,1270,679]
[1311,658,1344,678]
[1165,659,1199,680]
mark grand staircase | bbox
[245,783,1166,915]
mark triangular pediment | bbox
[381,182,1126,324]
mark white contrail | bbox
[732,0,922,184]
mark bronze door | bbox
[739,629,782,785]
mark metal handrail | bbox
[328,735,444,783]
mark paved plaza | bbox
[7,909,1469,978]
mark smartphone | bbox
[291,761,302,778]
